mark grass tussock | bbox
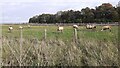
[2,36,118,66]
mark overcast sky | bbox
[0,0,119,23]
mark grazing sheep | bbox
[8,26,13,32]
[28,25,31,28]
[101,25,111,31]
[86,24,96,29]
[19,26,23,29]
[73,25,78,29]
[57,26,64,32]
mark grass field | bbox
[1,24,119,66]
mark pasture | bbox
[1,24,119,66]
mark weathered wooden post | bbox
[44,29,47,40]
[0,24,2,67]
[37,38,40,66]
[74,28,78,44]
[20,27,23,66]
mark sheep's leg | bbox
[93,28,96,31]
[101,29,103,31]
[8,30,11,33]
[109,28,111,32]
[61,30,62,33]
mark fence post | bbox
[44,29,47,40]
[20,28,23,66]
[37,38,40,66]
[0,24,2,67]
[74,28,78,44]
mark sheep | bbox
[86,24,96,29]
[19,26,23,29]
[73,25,78,29]
[101,25,111,32]
[28,25,31,28]
[57,26,64,32]
[8,26,13,32]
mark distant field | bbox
[1,24,119,66]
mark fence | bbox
[1,27,79,66]
[3,22,118,26]
[1,24,118,66]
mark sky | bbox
[0,0,119,24]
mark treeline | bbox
[29,3,120,24]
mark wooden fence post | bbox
[37,38,40,66]
[44,29,47,40]
[74,28,78,44]
[20,28,23,66]
[0,24,2,67]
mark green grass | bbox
[1,24,119,66]
[2,25,118,41]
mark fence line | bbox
[27,23,118,26]
[1,24,118,66]
[1,25,91,66]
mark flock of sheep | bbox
[56,24,111,32]
[8,25,30,32]
[8,24,111,33]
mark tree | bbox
[81,7,94,23]
[29,3,119,24]
[117,1,120,21]
[95,3,119,23]
[29,15,39,23]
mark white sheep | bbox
[86,24,96,29]
[73,25,78,29]
[57,26,64,32]
[8,26,13,32]
[19,26,23,29]
[101,25,111,31]
[28,25,31,28]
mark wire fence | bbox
[1,27,80,66]
[1,25,118,66]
